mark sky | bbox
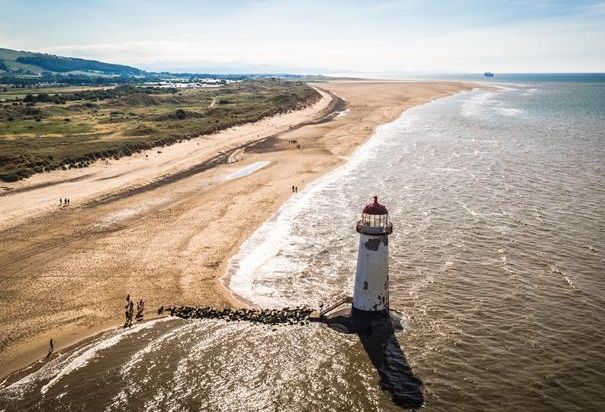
[1,0,604,73]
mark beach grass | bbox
[0,80,320,182]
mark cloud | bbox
[5,0,605,72]
[583,1,605,14]
[40,41,203,65]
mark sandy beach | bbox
[0,80,471,379]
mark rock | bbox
[162,304,315,325]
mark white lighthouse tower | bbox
[352,196,393,323]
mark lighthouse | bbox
[318,196,422,408]
[318,195,400,333]
[352,196,393,324]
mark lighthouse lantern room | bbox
[352,196,393,320]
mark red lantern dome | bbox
[362,196,388,215]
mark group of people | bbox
[291,185,299,193]
[58,198,71,206]
[43,296,145,362]
[287,139,302,149]
[124,294,145,328]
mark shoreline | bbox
[0,88,337,380]
[0,80,474,381]
[0,88,336,232]
[221,86,476,306]
[0,314,173,388]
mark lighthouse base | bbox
[322,305,405,334]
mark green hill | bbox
[0,47,144,76]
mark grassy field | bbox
[0,80,320,182]
[0,85,114,102]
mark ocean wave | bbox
[0,318,174,400]
[39,319,171,395]
[226,110,416,306]
[461,92,495,117]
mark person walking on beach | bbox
[124,294,133,328]
[46,339,54,359]
[127,299,134,327]
[59,198,63,206]
[136,299,145,321]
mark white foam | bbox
[227,107,418,306]
[140,322,243,412]
[0,318,173,399]
[40,319,170,395]
[462,87,525,118]
[496,107,522,117]
[120,322,188,376]
[461,92,495,117]
[105,321,192,411]
[522,88,539,96]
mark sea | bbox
[1,75,604,411]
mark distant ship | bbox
[484,72,494,77]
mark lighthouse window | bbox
[361,213,389,227]
[363,281,368,290]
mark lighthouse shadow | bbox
[358,320,424,409]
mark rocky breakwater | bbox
[158,305,316,326]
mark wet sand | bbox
[0,81,472,379]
